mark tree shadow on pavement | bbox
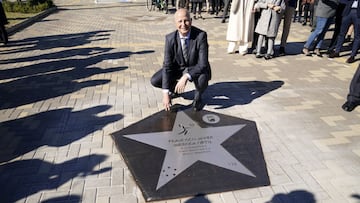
[0,49,154,110]
[184,194,211,203]
[183,81,284,109]
[41,195,81,203]
[0,105,123,163]
[0,47,112,65]
[0,30,114,54]
[266,190,316,203]
[0,154,110,202]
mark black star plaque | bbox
[111,106,270,201]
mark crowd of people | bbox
[223,0,359,62]
[220,0,359,111]
[168,0,358,64]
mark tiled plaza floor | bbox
[0,0,359,202]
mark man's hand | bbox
[163,93,172,111]
[174,75,188,94]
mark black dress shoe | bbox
[346,56,355,63]
[279,47,285,56]
[326,49,333,55]
[221,19,226,23]
[328,51,339,58]
[192,99,203,111]
[264,54,273,60]
[169,92,180,98]
[314,48,322,57]
[342,101,359,112]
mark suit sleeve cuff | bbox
[186,73,192,81]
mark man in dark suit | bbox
[342,65,360,112]
[151,8,211,111]
[329,0,360,63]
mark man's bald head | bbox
[174,9,192,36]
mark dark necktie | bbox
[181,38,188,63]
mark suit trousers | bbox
[251,10,261,49]
[335,9,360,57]
[222,0,231,20]
[280,6,295,48]
[150,68,209,101]
[328,2,346,50]
[347,65,360,103]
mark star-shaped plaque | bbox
[112,106,269,201]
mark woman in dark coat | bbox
[0,0,8,45]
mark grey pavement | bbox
[0,1,359,202]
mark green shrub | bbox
[3,0,54,13]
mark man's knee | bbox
[196,73,209,90]
[150,75,161,88]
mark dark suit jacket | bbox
[162,26,211,90]
[342,0,360,18]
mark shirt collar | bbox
[179,30,191,39]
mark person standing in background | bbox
[250,0,262,54]
[327,0,347,52]
[226,0,256,55]
[329,0,360,63]
[342,65,360,112]
[210,0,221,15]
[293,0,303,22]
[302,0,338,57]
[191,0,204,19]
[221,0,232,23]
[0,0,8,45]
[301,0,315,26]
[279,0,298,55]
[254,0,286,59]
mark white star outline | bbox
[124,111,256,190]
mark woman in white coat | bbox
[226,0,256,55]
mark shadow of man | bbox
[183,80,284,109]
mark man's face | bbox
[175,10,191,36]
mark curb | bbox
[6,6,58,36]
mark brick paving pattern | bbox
[0,0,359,202]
